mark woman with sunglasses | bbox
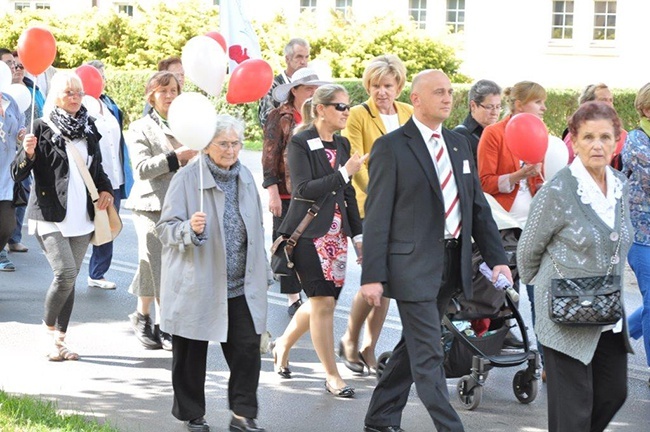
[270,84,366,398]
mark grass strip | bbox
[0,390,119,432]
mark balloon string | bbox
[199,157,204,214]
[29,76,37,134]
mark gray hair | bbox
[214,114,245,142]
[43,71,84,117]
[86,59,105,71]
[295,84,347,134]
[284,38,309,57]
[468,79,502,107]
[579,83,609,105]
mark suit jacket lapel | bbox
[305,125,335,173]
[403,120,444,205]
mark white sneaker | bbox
[88,277,117,290]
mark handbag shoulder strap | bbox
[47,119,100,202]
[285,193,330,253]
[549,198,624,278]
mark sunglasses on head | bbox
[324,102,351,112]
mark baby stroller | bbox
[376,194,541,410]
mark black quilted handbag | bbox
[547,200,624,326]
[549,275,622,326]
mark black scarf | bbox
[49,105,91,140]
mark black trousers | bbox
[365,247,464,432]
[171,295,261,421]
[273,199,302,294]
[543,330,628,432]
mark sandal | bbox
[56,342,79,361]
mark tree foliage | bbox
[0,2,466,82]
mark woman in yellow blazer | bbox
[340,54,413,374]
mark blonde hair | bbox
[634,82,650,119]
[362,54,407,95]
[43,71,84,117]
[294,84,347,134]
[503,81,546,114]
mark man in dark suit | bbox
[361,70,513,432]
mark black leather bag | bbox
[270,236,296,277]
[549,275,622,326]
[548,200,624,326]
[269,194,328,278]
[11,181,28,208]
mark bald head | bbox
[410,70,453,129]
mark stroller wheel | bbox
[457,375,482,410]
[512,370,538,404]
[376,351,392,380]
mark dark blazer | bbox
[452,113,483,166]
[361,118,508,301]
[279,125,362,239]
[12,118,113,223]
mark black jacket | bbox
[279,125,362,239]
[12,118,113,222]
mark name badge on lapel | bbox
[307,138,324,151]
[463,160,471,174]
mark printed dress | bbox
[312,146,348,287]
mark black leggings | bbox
[0,201,16,251]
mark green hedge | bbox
[105,71,641,142]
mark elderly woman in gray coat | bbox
[517,101,633,432]
[157,115,270,432]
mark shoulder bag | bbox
[270,195,328,277]
[547,201,624,326]
[66,140,122,246]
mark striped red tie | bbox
[432,132,462,238]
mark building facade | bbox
[1,0,645,88]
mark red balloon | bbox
[17,27,57,76]
[226,59,273,104]
[505,113,549,164]
[205,31,227,53]
[75,65,104,99]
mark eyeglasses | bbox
[211,140,242,150]
[15,64,24,70]
[478,103,502,112]
[63,90,85,98]
[324,103,351,112]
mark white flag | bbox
[220,0,262,73]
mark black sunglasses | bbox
[324,102,351,112]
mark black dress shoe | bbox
[364,425,405,432]
[287,298,303,317]
[230,416,265,432]
[185,416,210,432]
[338,340,364,374]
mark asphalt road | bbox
[1,149,649,432]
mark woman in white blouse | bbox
[12,72,114,361]
[517,101,633,432]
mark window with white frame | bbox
[409,0,427,29]
[593,1,616,41]
[300,0,317,13]
[551,1,574,39]
[14,1,50,9]
[117,4,134,16]
[335,0,352,18]
[446,0,465,33]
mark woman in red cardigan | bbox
[477,80,547,376]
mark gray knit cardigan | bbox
[517,167,634,365]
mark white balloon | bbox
[0,62,12,92]
[82,95,101,117]
[168,92,217,151]
[5,83,32,113]
[544,135,569,180]
[182,36,227,97]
